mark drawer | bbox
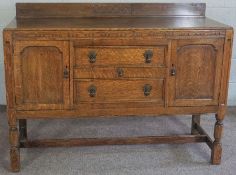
[74,67,166,79]
[74,46,167,66]
[73,79,164,104]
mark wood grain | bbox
[191,115,200,135]
[15,106,219,119]
[3,30,14,109]
[3,3,234,171]
[73,67,166,79]
[195,123,213,149]
[168,38,224,106]
[8,111,20,172]
[74,46,166,66]
[21,135,208,148]
[16,3,206,19]
[13,41,70,110]
[73,79,164,104]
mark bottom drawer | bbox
[73,79,164,104]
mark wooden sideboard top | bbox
[4,3,232,30]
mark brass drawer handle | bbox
[88,51,97,63]
[144,50,153,63]
[88,85,97,97]
[117,68,124,77]
[143,84,152,96]
[63,66,69,79]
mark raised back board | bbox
[16,3,206,19]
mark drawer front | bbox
[74,67,166,79]
[74,79,164,104]
[74,46,166,66]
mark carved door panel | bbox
[14,41,70,110]
[168,39,224,106]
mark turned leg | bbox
[19,119,27,143]
[211,112,224,165]
[191,115,200,135]
[8,111,20,172]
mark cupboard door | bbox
[14,41,70,110]
[168,39,224,106]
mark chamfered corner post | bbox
[8,110,20,172]
[191,114,200,135]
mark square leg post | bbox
[19,119,27,144]
[191,115,200,135]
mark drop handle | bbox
[88,51,97,63]
[117,68,124,77]
[143,84,152,96]
[170,65,176,76]
[88,85,97,97]
[144,50,153,63]
[63,66,69,79]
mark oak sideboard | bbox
[3,3,234,172]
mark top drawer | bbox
[74,46,167,66]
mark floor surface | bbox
[0,108,236,175]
